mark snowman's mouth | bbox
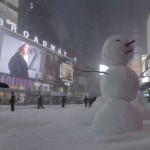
[126,49,134,54]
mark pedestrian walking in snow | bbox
[37,95,44,109]
[84,96,88,107]
[62,95,66,107]
[88,96,93,108]
[9,91,15,111]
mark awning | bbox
[0,82,9,88]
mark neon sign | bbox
[0,74,33,89]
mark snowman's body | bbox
[93,35,143,135]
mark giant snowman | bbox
[93,35,143,135]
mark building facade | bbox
[0,0,85,104]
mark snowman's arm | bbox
[70,71,84,77]
[72,67,108,74]
[139,66,150,78]
[86,66,95,71]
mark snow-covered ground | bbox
[1,103,150,150]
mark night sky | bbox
[49,0,150,69]
[19,0,150,70]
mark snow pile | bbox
[132,93,150,120]
[93,100,143,135]
[69,96,105,126]
[92,96,106,110]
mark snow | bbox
[93,100,143,135]
[0,102,150,150]
[94,35,142,135]
[132,92,150,120]
[0,34,146,149]
[101,35,134,66]
[100,65,139,102]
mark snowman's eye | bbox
[116,39,120,41]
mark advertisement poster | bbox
[0,32,46,80]
[44,53,56,82]
[61,63,73,83]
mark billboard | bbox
[44,53,57,82]
[0,30,46,80]
[60,63,73,83]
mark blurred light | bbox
[99,64,109,75]
[30,2,33,9]
[142,77,149,83]
[64,83,70,86]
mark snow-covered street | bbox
[0,104,150,150]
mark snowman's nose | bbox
[125,40,135,46]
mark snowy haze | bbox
[1,99,150,150]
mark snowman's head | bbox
[101,35,135,66]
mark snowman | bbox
[93,35,143,135]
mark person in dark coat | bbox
[37,95,44,109]
[92,96,97,104]
[62,95,66,107]
[88,96,92,108]
[83,96,88,107]
[9,91,15,111]
[88,96,97,108]
[8,43,29,78]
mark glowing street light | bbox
[99,64,109,75]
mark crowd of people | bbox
[8,91,96,111]
[8,91,45,111]
[83,96,96,108]
[8,91,67,111]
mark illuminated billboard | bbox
[0,30,46,80]
[60,63,73,83]
[44,53,57,82]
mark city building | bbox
[0,0,87,104]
